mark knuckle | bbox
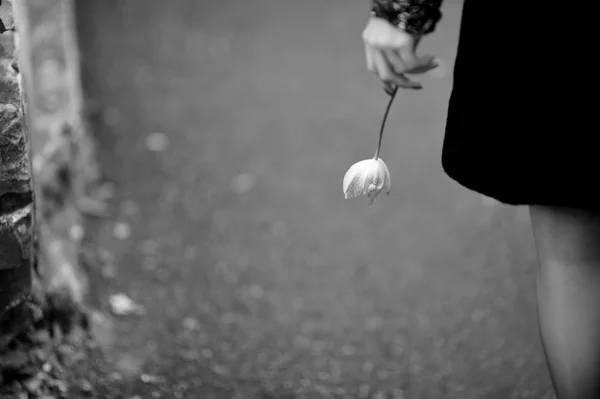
[362,29,375,44]
[393,65,406,74]
[377,35,391,48]
[396,78,418,88]
[392,35,409,48]
[379,71,392,80]
[403,59,417,69]
[373,34,390,48]
[362,30,370,43]
[391,38,404,47]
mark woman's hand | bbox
[362,17,437,93]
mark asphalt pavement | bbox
[74,1,554,398]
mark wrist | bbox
[370,0,442,37]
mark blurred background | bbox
[74,0,553,397]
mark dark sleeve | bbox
[370,0,443,36]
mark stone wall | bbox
[1,0,99,343]
[0,0,35,342]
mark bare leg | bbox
[530,205,600,399]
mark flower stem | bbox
[374,85,399,160]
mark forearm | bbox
[370,0,443,36]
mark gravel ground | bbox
[73,1,554,398]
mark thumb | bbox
[418,54,437,66]
[406,54,438,74]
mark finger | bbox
[398,45,420,71]
[384,49,437,75]
[406,58,439,74]
[383,82,397,96]
[373,50,422,90]
[383,48,407,75]
[405,54,438,74]
[394,74,422,90]
[376,66,422,91]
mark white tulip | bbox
[343,86,398,207]
[343,158,391,206]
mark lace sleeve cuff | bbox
[370,0,443,36]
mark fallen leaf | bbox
[146,132,170,152]
[109,293,145,316]
[231,172,256,194]
[141,374,166,384]
[113,222,132,240]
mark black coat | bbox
[441,0,598,210]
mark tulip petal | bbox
[367,184,379,206]
[343,160,371,198]
[359,168,373,196]
[342,161,364,193]
[343,158,392,205]
[344,174,363,199]
[377,158,392,195]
